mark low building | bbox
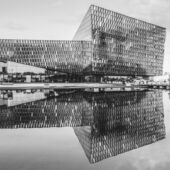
[150,75,170,85]
[0,61,46,82]
[0,61,45,74]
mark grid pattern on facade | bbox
[0,39,92,74]
[0,91,93,128]
[74,90,165,163]
[91,5,166,76]
[74,5,166,76]
[0,90,163,129]
[0,5,166,77]
[0,90,165,162]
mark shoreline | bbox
[0,82,128,90]
[0,83,168,90]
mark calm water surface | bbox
[0,89,170,170]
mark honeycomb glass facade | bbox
[0,5,166,78]
[0,40,92,74]
[74,5,166,76]
[0,90,165,163]
[74,90,165,163]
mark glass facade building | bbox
[0,5,166,79]
[74,5,166,76]
[0,40,92,75]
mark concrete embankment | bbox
[0,83,125,90]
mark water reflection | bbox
[0,89,166,163]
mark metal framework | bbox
[74,90,165,163]
[0,5,166,77]
[74,5,166,76]
[0,90,165,163]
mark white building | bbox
[150,75,170,85]
[0,90,46,107]
[0,61,45,74]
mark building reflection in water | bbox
[0,89,166,163]
[0,89,93,128]
[74,90,165,163]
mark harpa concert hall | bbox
[0,5,166,83]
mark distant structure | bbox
[150,74,170,85]
[0,5,166,82]
[0,61,45,74]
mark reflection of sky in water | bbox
[0,90,169,170]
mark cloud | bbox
[46,0,63,8]
[51,17,80,25]
[5,22,28,31]
[129,0,170,27]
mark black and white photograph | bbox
[0,0,169,170]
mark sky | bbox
[0,0,169,73]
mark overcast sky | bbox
[0,0,169,73]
